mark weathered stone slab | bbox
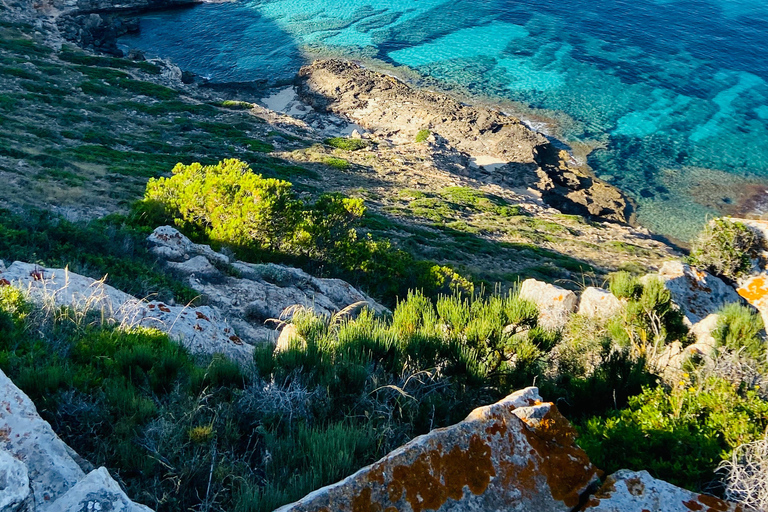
[148,226,388,344]
[0,448,30,512]
[578,287,623,320]
[519,279,578,330]
[582,469,754,512]
[275,387,599,512]
[0,369,85,510]
[736,273,768,331]
[650,261,744,326]
[47,467,153,512]
[0,261,254,366]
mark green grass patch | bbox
[324,137,368,151]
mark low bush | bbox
[415,129,430,143]
[689,219,759,281]
[324,137,368,151]
[713,303,766,361]
[578,378,768,490]
[136,159,473,304]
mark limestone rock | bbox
[0,261,254,366]
[689,313,720,354]
[0,369,85,509]
[296,60,629,223]
[148,226,388,344]
[47,467,153,512]
[736,273,768,331]
[519,279,578,330]
[582,469,754,512]
[275,387,599,512]
[578,287,623,319]
[0,449,30,512]
[650,261,744,326]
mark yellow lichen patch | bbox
[519,407,597,508]
[738,275,768,305]
[386,434,496,512]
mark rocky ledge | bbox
[295,59,630,223]
[276,387,751,512]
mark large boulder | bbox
[649,261,744,326]
[148,226,388,343]
[519,279,578,330]
[582,469,755,511]
[0,449,30,512]
[275,387,599,512]
[0,369,154,511]
[0,261,254,366]
[0,369,85,509]
[578,287,623,320]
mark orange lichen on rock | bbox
[738,275,768,304]
[519,407,597,508]
[387,434,496,512]
[697,494,730,512]
[683,500,704,511]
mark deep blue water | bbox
[121,0,768,240]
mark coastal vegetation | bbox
[1,14,767,512]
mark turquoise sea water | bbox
[121,0,768,241]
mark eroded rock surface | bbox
[519,279,578,330]
[0,449,30,512]
[650,261,744,326]
[148,226,388,344]
[0,260,254,366]
[581,469,755,512]
[0,369,152,511]
[296,59,630,223]
[47,467,152,512]
[578,287,623,320]
[276,387,599,512]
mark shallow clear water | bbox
[121,0,768,241]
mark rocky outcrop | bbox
[47,467,152,512]
[0,449,29,512]
[581,469,754,512]
[0,261,254,366]
[147,226,388,344]
[275,387,600,512]
[649,261,744,326]
[728,219,768,328]
[0,369,152,511]
[295,60,630,223]
[519,279,578,330]
[578,287,623,320]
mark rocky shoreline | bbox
[290,59,632,223]
[25,0,634,226]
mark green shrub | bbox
[609,271,642,300]
[689,219,758,281]
[714,303,766,360]
[324,137,368,151]
[219,100,253,110]
[137,159,472,305]
[321,156,350,170]
[578,378,768,491]
[415,129,430,143]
